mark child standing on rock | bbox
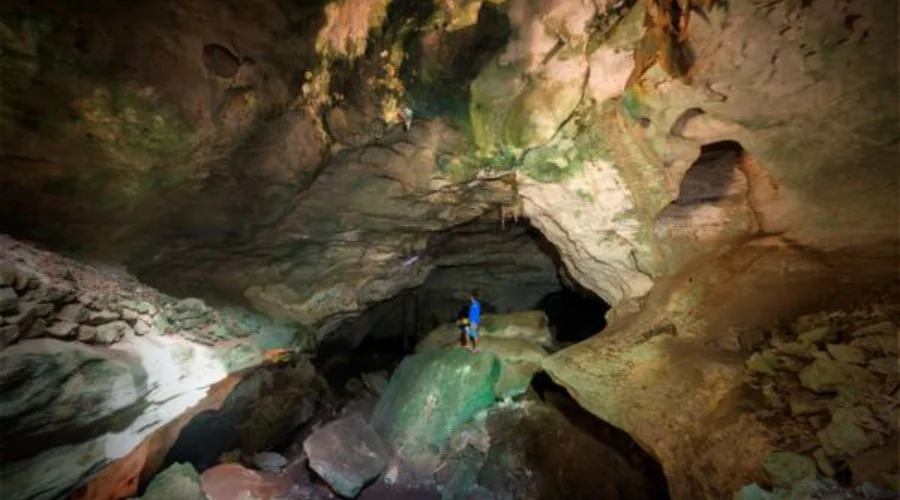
[466,290,481,352]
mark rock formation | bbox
[0,0,896,498]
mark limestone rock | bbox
[93,321,132,345]
[135,319,154,336]
[761,452,816,488]
[0,287,18,313]
[139,462,206,500]
[798,326,837,344]
[251,451,288,473]
[24,318,46,339]
[304,415,388,498]
[851,335,898,356]
[770,338,813,358]
[868,357,897,375]
[746,351,777,375]
[45,321,79,339]
[798,358,878,394]
[77,325,97,343]
[812,448,834,477]
[0,325,20,349]
[789,395,830,417]
[4,302,37,330]
[87,310,121,326]
[825,344,867,365]
[850,321,895,338]
[57,303,88,323]
[817,420,871,457]
[372,349,500,453]
[361,371,389,396]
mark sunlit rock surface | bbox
[0,237,308,500]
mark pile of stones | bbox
[743,303,899,491]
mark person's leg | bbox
[470,323,479,352]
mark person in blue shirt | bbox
[466,289,481,352]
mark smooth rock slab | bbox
[304,415,388,498]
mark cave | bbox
[1,1,898,500]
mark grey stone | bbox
[34,303,55,317]
[77,293,94,307]
[45,321,79,339]
[24,318,46,339]
[252,451,288,473]
[86,310,120,326]
[122,308,139,324]
[93,321,132,345]
[135,320,154,336]
[761,452,817,488]
[799,326,837,344]
[4,302,37,330]
[0,287,18,314]
[304,415,388,498]
[0,264,16,287]
[362,371,389,396]
[56,303,88,323]
[826,344,866,365]
[0,325,20,349]
[77,325,97,343]
[852,335,898,356]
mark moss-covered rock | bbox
[372,349,501,454]
[139,463,205,500]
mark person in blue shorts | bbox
[466,289,481,352]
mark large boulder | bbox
[303,415,389,498]
[372,349,501,454]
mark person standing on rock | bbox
[466,290,481,352]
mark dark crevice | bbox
[529,372,671,499]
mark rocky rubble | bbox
[741,304,899,493]
[0,236,313,500]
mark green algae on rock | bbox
[372,348,500,453]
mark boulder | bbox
[93,321,132,345]
[304,415,388,498]
[0,286,18,313]
[761,452,816,488]
[812,448,834,477]
[798,358,878,394]
[825,344,866,365]
[45,321,79,339]
[770,338,814,357]
[372,349,501,453]
[868,357,897,375]
[851,335,898,356]
[200,463,294,500]
[817,420,871,457]
[139,462,206,500]
[135,319,154,336]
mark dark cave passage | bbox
[535,287,610,343]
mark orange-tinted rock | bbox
[73,374,244,500]
[200,463,293,500]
